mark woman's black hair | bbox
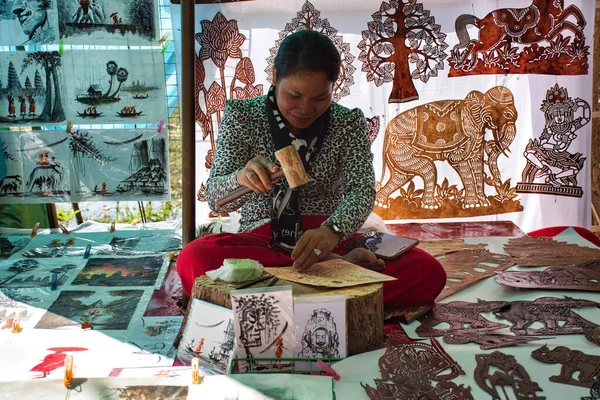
[273,30,341,83]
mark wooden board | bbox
[174,274,384,356]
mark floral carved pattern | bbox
[194,12,264,209]
[264,0,356,102]
[358,0,449,103]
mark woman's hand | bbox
[292,225,340,272]
[236,155,280,193]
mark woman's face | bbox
[273,69,333,134]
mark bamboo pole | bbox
[181,0,196,245]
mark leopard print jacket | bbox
[206,96,376,240]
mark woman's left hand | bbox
[291,226,339,272]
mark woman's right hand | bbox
[236,155,280,193]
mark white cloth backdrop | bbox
[171,0,594,233]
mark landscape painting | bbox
[0,258,79,288]
[95,229,181,256]
[0,52,66,127]
[35,289,146,330]
[0,130,71,204]
[70,129,170,202]
[0,0,59,46]
[71,255,167,287]
[0,235,31,259]
[176,299,236,374]
[63,50,166,125]
[18,233,95,258]
[57,0,159,45]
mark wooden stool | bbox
[175,275,384,356]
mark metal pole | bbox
[181,0,196,245]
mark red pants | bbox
[177,216,446,309]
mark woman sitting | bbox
[177,30,446,310]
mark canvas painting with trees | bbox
[0,51,66,127]
[69,129,171,202]
[63,50,166,125]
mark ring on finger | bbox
[246,171,256,179]
[313,248,322,257]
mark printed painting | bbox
[96,229,182,256]
[176,299,236,374]
[63,50,166,126]
[71,255,166,287]
[448,1,589,76]
[294,296,346,360]
[69,129,170,202]
[0,258,79,288]
[57,0,159,45]
[517,84,590,198]
[231,286,294,372]
[0,51,66,127]
[374,86,523,219]
[0,287,56,336]
[17,233,95,258]
[0,235,31,259]
[35,289,146,330]
[0,0,58,45]
[144,263,184,317]
[0,130,70,204]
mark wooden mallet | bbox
[216,145,309,207]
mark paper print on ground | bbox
[176,299,235,374]
[0,258,79,288]
[0,235,31,259]
[35,289,145,330]
[71,255,166,287]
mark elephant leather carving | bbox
[377,86,517,210]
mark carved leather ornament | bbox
[531,345,600,389]
[503,236,600,267]
[416,299,510,337]
[417,238,487,257]
[443,332,544,350]
[361,338,473,400]
[475,350,544,400]
[435,249,515,301]
[493,296,600,336]
[495,266,600,292]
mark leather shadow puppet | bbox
[503,236,600,267]
[475,350,544,400]
[435,249,516,301]
[494,266,600,292]
[531,345,600,389]
[493,296,600,336]
[361,337,473,400]
[417,239,487,257]
[416,299,510,337]
[443,332,544,350]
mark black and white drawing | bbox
[231,286,294,372]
